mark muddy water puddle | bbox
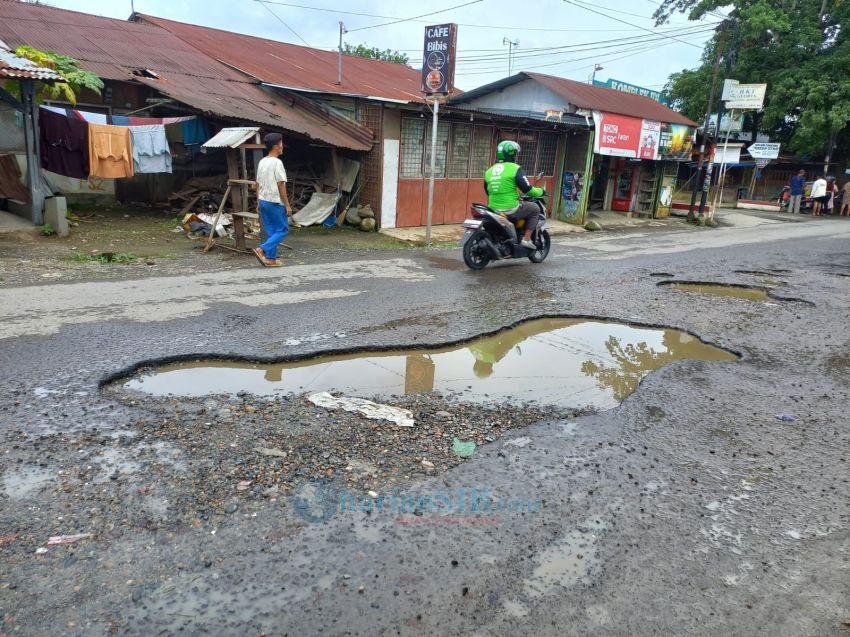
[663,282,770,301]
[120,318,736,410]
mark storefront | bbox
[588,111,696,219]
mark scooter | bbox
[460,193,551,270]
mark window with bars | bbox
[424,121,450,178]
[513,131,538,172]
[447,124,472,178]
[400,118,425,178]
[470,126,494,178]
[536,132,559,176]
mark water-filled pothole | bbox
[118,318,736,410]
[663,281,770,301]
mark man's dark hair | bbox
[264,133,283,152]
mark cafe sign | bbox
[421,23,458,96]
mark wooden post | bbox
[203,184,231,253]
[226,149,246,250]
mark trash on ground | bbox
[775,413,796,422]
[452,438,476,458]
[291,191,339,227]
[46,533,91,546]
[307,391,415,427]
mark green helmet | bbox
[496,140,520,162]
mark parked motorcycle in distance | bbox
[460,192,551,270]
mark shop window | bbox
[470,126,494,177]
[536,133,559,176]
[448,124,472,178]
[400,118,425,178]
[424,121,450,178]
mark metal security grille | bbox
[447,123,472,178]
[401,118,425,178]
[536,132,559,176]
[356,102,383,215]
[424,121,450,178]
[470,126,494,177]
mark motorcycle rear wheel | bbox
[463,230,491,270]
[528,230,551,263]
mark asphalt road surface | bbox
[1,214,848,636]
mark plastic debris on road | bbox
[46,533,91,546]
[775,413,796,422]
[452,438,476,458]
[308,392,415,427]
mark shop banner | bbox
[593,111,643,158]
[594,111,695,161]
[559,171,584,220]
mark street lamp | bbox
[589,63,603,84]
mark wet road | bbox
[1,214,849,635]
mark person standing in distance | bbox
[253,132,292,267]
[788,169,805,214]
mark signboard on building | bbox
[421,24,457,96]
[594,78,668,105]
[708,111,744,135]
[713,144,742,164]
[593,111,695,161]
[747,142,780,159]
[722,80,766,110]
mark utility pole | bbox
[337,21,347,85]
[688,21,728,221]
[696,18,739,220]
[503,37,519,75]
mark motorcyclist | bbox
[484,140,545,250]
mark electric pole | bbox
[503,37,519,75]
[337,21,347,85]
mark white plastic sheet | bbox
[308,391,415,427]
[292,192,339,227]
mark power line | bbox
[562,0,707,49]
[347,0,484,33]
[254,0,314,47]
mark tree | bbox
[10,45,103,106]
[657,0,850,162]
[342,43,409,65]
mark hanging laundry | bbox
[181,117,210,155]
[88,123,134,179]
[39,107,89,180]
[110,115,130,126]
[129,124,172,174]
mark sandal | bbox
[252,247,269,267]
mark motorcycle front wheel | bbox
[462,230,491,270]
[528,230,551,263]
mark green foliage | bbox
[11,45,103,106]
[40,223,55,236]
[69,251,137,264]
[656,0,850,157]
[342,43,409,65]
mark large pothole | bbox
[114,318,736,411]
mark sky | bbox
[40,0,719,92]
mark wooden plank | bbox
[177,194,201,216]
[203,184,231,253]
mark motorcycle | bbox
[460,193,551,270]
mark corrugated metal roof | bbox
[0,0,372,150]
[451,72,697,127]
[202,127,259,149]
[137,14,427,103]
[447,105,589,128]
[0,47,63,81]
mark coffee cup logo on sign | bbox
[426,70,444,91]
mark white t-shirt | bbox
[811,178,827,198]
[257,156,287,203]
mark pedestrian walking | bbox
[825,176,837,214]
[811,174,827,216]
[788,169,805,214]
[840,179,850,217]
[252,132,292,267]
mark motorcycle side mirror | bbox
[536,171,544,180]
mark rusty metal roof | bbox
[137,14,426,103]
[0,47,63,81]
[202,127,260,149]
[452,71,697,127]
[0,0,372,150]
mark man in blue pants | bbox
[253,132,292,267]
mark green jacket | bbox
[484,161,544,211]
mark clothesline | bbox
[41,105,196,126]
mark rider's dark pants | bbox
[506,202,539,236]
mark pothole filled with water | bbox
[117,318,736,411]
[663,281,771,301]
